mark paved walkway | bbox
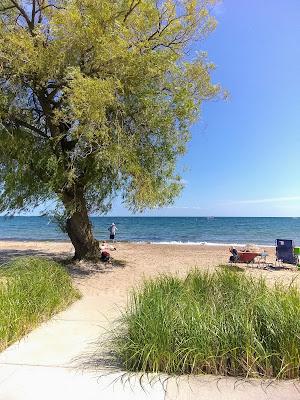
[0,267,299,399]
[0,283,166,400]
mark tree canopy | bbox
[0,0,221,211]
[0,0,222,258]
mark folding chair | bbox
[275,239,296,265]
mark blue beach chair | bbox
[275,239,296,264]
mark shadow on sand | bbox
[64,258,127,279]
[0,248,66,265]
[0,247,126,279]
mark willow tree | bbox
[0,0,221,260]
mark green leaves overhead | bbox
[0,0,221,213]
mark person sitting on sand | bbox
[99,241,117,263]
[229,247,239,262]
[100,250,111,263]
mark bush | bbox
[112,268,300,379]
[0,257,80,351]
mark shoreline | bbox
[0,239,276,247]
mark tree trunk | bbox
[62,188,101,261]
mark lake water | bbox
[0,216,300,246]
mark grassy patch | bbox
[0,257,80,351]
[112,268,300,379]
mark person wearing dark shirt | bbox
[229,247,239,262]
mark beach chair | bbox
[275,239,296,265]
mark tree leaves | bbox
[0,0,222,214]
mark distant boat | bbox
[207,216,215,220]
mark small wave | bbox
[147,241,275,247]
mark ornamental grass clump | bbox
[113,268,300,379]
[0,257,80,351]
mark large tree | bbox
[0,0,221,260]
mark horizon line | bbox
[2,215,300,218]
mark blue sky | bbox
[32,1,300,217]
[114,0,300,217]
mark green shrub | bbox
[112,268,300,379]
[0,257,80,351]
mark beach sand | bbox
[0,241,299,302]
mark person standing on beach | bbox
[108,223,118,242]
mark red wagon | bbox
[238,252,259,264]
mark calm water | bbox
[0,216,300,246]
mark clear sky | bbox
[110,0,300,217]
[29,1,300,217]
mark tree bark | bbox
[62,188,101,261]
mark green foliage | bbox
[0,257,80,351]
[112,268,300,379]
[0,0,221,215]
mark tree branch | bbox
[13,118,48,138]
[31,0,36,27]
[123,0,141,22]
[9,0,34,32]
[0,5,16,12]
[38,3,66,12]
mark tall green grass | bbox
[112,268,300,379]
[0,257,80,351]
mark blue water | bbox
[1,216,300,246]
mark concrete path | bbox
[0,282,166,400]
[0,272,299,399]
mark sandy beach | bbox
[1,241,299,303]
